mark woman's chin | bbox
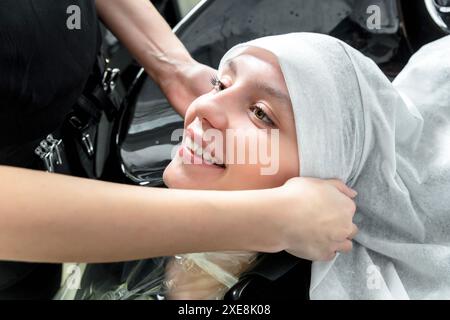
[162,163,182,189]
[163,160,225,190]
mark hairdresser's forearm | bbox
[96,0,192,88]
[0,166,281,263]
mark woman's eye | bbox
[250,105,274,126]
[210,75,225,91]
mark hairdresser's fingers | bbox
[323,250,338,261]
[347,224,359,240]
[335,240,353,253]
[331,223,358,244]
[326,179,358,198]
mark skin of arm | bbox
[0,166,284,263]
[95,0,215,117]
[0,166,357,263]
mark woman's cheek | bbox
[278,137,300,180]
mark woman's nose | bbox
[189,93,229,130]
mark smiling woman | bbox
[0,0,362,302]
[163,47,299,191]
[71,32,450,300]
[69,45,304,300]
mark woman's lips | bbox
[187,126,225,160]
[178,145,226,169]
[180,132,226,168]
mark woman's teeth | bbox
[185,136,225,168]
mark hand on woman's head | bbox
[160,60,217,117]
[277,177,358,261]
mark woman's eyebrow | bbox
[223,60,238,75]
[254,81,290,105]
[224,60,290,104]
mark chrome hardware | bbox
[81,132,94,157]
[34,134,63,172]
[102,67,121,93]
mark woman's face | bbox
[163,47,299,190]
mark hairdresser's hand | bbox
[275,177,358,261]
[160,59,216,117]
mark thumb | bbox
[326,179,357,198]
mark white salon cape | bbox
[220,33,450,299]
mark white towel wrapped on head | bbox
[220,33,450,299]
